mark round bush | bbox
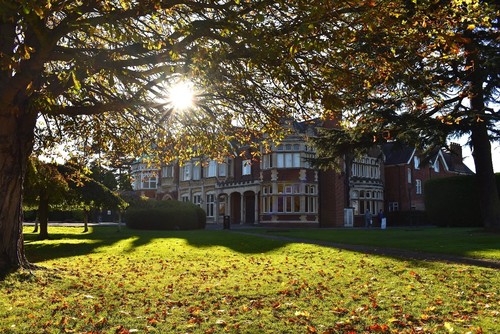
[125,199,206,230]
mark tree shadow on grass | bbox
[22,226,288,265]
[22,226,500,270]
[229,230,500,269]
[23,227,123,263]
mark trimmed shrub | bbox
[385,210,430,227]
[125,199,206,230]
[424,174,500,227]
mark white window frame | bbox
[305,196,317,213]
[141,171,158,189]
[262,154,273,169]
[192,164,201,180]
[276,152,301,168]
[262,185,273,213]
[262,196,273,213]
[206,193,215,217]
[193,194,202,207]
[434,160,440,172]
[182,164,191,181]
[389,202,399,212]
[206,160,217,177]
[161,165,174,178]
[242,159,252,175]
[414,156,420,170]
[416,179,422,194]
[218,162,227,176]
[277,195,300,213]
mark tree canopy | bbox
[303,0,500,228]
[0,0,499,270]
[23,158,126,239]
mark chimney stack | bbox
[450,143,463,161]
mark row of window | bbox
[160,143,319,182]
[132,171,158,190]
[171,159,254,181]
[414,156,441,172]
[351,189,383,200]
[170,152,319,182]
[181,193,216,217]
[351,199,384,216]
[261,195,317,214]
[262,152,315,169]
[262,184,317,195]
[180,160,230,181]
[261,183,317,214]
[180,185,318,216]
[407,168,423,194]
[351,157,381,179]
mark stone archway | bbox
[244,191,256,224]
[161,193,174,200]
[230,192,241,225]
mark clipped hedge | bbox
[385,210,430,227]
[424,174,500,227]
[125,199,206,230]
[23,210,85,222]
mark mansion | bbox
[131,121,473,227]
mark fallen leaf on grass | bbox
[368,323,389,332]
[307,324,317,332]
[215,319,227,326]
[444,322,454,333]
[295,310,310,318]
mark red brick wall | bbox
[384,159,459,212]
[384,165,410,211]
[318,169,346,227]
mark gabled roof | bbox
[381,142,474,175]
[381,142,416,165]
[428,150,448,170]
[292,118,323,135]
[442,150,474,175]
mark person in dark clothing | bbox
[364,209,372,228]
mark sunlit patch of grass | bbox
[0,227,498,333]
[249,228,500,260]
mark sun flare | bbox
[167,80,195,111]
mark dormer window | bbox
[414,156,420,170]
[242,159,252,175]
[434,160,440,172]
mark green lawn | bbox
[0,226,498,333]
[242,227,500,260]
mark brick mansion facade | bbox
[131,121,473,227]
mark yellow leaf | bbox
[71,72,81,90]
[34,6,44,18]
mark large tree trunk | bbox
[32,217,39,233]
[465,30,500,231]
[83,209,89,233]
[0,109,37,271]
[37,192,50,240]
[471,124,500,230]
